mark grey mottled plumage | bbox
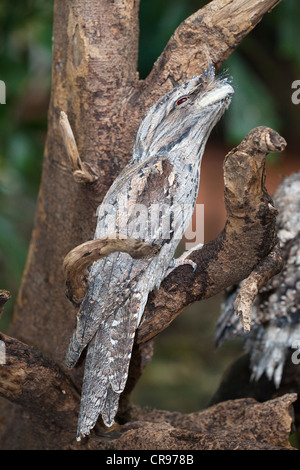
[66,68,233,439]
[216,172,300,388]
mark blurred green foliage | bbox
[0,0,299,412]
[0,1,53,326]
[139,0,300,145]
[132,295,244,413]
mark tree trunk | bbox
[0,0,290,450]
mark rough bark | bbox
[75,393,296,450]
[0,0,287,450]
[0,330,296,449]
[0,332,80,448]
[210,353,300,434]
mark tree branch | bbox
[136,0,282,108]
[209,352,300,431]
[234,243,283,331]
[0,327,295,449]
[80,393,296,450]
[0,332,80,446]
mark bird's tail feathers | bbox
[76,291,145,439]
[109,291,142,393]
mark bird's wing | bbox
[66,153,177,368]
[76,316,114,437]
[66,252,147,367]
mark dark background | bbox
[0,0,299,414]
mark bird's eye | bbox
[176,96,190,106]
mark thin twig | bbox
[59,111,97,184]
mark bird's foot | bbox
[165,243,203,277]
[177,258,197,271]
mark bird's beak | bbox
[195,82,234,109]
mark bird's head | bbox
[133,67,233,161]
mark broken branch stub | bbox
[0,290,11,319]
[63,235,160,305]
[234,243,284,332]
[59,111,98,184]
[224,127,286,331]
